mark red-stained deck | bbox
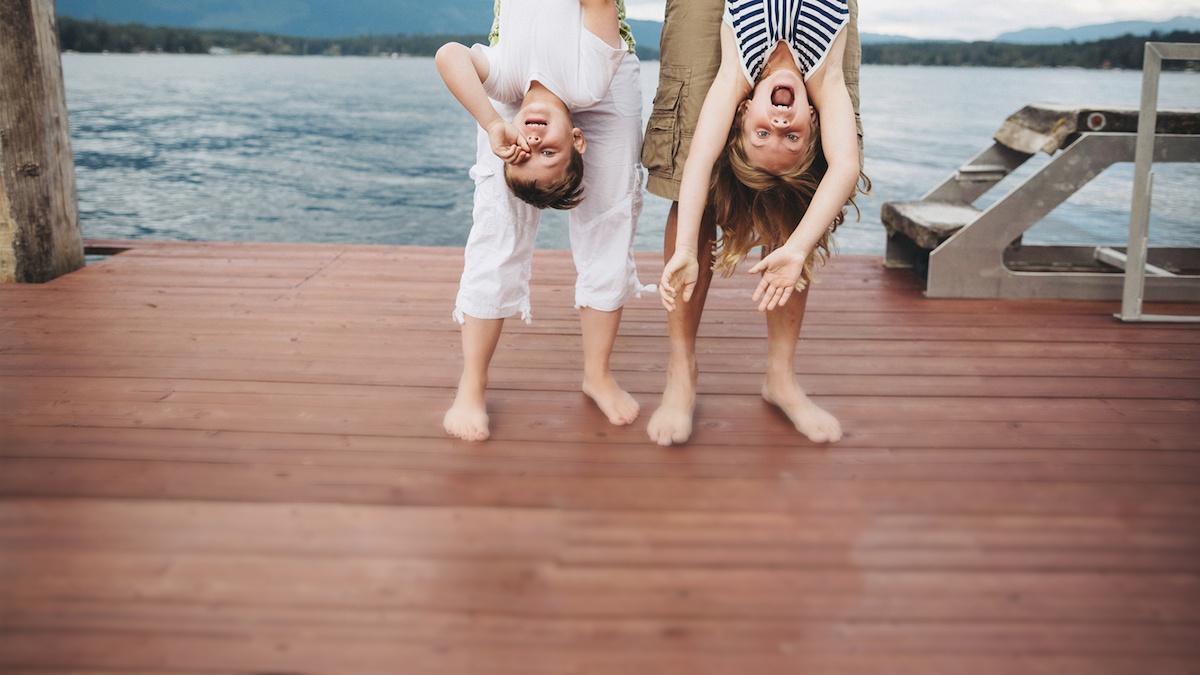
[2,240,1199,673]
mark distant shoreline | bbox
[57,17,1200,69]
[60,52,1163,74]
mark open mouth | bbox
[524,116,548,127]
[771,85,795,108]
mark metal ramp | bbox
[881,57,1200,305]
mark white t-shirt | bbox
[472,0,626,110]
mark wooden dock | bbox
[2,240,1199,673]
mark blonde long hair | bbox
[709,100,868,284]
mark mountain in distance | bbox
[53,0,1197,47]
[994,16,1200,44]
[860,33,922,45]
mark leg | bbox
[569,54,646,428]
[844,0,864,167]
[640,0,724,445]
[647,203,716,446]
[756,0,852,442]
[444,315,504,442]
[580,306,640,426]
[447,110,539,441]
[761,289,842,443]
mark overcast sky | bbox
[622,0,1200,41]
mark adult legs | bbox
[647,203,716,446]
[845,0,863,165]
[641,0,723,445]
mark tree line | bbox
[862,30,1200,70]
[56,17,488,58]
[57,16,1199,70]
[55,17,664,61]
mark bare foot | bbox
[583,375,640,426]
[647,362,697,446]
[443,388,490,441]
[762,375,841,443]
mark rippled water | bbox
[63,53,1200,254]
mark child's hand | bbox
[749,247,807,312]
[486,120,530,164]
[660,250,700,312]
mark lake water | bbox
[62,53,1200,254]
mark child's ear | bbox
[734,99,750,126]
[572,128,586,155]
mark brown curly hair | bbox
[504,149,586,210]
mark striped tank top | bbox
[724,0,849,84]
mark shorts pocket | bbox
[640,70,686,177]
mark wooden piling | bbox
[0,0,83,283]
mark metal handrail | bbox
[1116,42,1200,323]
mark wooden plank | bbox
[4,378,1197,420]
[7,423,1200,469]
[4,629,1198,675]
[995,103,1200,154]
[5,394,1200,449]
[0,361,1192,400]
[3,334,1198,378]
[4,565,1199,626]
[2,500,1195,574]
[4,438,1199,486]
[4,458,1200,517]
[881,201,981,249]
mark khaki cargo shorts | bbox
[641,0,862,202]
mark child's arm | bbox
[660,23,750,311]
[748,29,859,312]
[434,42,530,164]
[580,0,622,49]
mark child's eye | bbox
[542,150,555,157]
[786,134,799,142]
[756,130,769,138]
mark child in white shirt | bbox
[435,0,649,441]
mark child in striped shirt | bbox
[651,0,868,446]
[660,0,867,313]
